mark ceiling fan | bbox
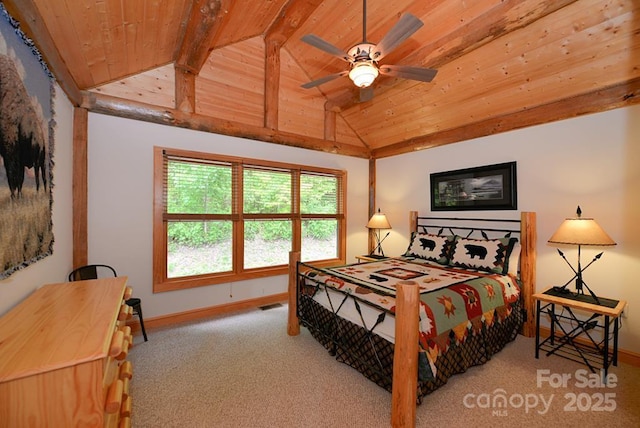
[300,0,437,101]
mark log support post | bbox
[175,66,196,113]
[368,158,376,253]
[72,107,89,268]
[287,251,301,336]
[264,36,281,130]
[520,211,537,337]
[391,280,420,427]
[324,109,336,141]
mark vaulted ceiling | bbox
[5,0,640,159]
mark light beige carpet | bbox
[128,304,640,427]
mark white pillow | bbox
[508,243,521,276]
[404,233,452,265]
[448,236,518,274]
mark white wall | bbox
[0,85,74,315]
[377,104,640,354]
[86,114,370,318]
[2,90,638,356]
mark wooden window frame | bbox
[153,147,347,292]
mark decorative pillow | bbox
[404,233,453,265]
[448,236,518,274]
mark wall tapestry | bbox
[0,3,55,279]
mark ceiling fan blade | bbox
[379,64,438,83]
[373,13,424,61]
[301,34,350,62]
[359,87,374,103]
[301,71,348,89]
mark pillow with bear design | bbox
[404,232,453,265]
[448,236,518,274]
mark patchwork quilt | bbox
[301,257,521,368]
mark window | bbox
[153,147,346,292]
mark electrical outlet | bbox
[622,302,629,318]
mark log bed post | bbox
[391,280,420,427]
[288,251,301,336]
[410,210,418,233]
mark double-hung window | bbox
[153,147,346,292]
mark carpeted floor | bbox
[128,304,640,427]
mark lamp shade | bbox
[367,209,391,230]
[548,207,616,246]
[349,62,379,88]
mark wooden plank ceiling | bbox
[5,0,640,159]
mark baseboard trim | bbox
[127,292,288,334]
[129,299,640,368]
[538,326,640,368]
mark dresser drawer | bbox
[104,363,133,428]
[104,321,134,427]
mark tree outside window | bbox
[153,147,346,292]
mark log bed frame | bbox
[287,211,536,427]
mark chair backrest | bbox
[68,264,117,281]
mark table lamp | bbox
[547,206,616,304]
[367,208,391,257]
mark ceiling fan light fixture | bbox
[300,6,436,94]
[349,61,379,88]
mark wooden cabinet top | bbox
[0,277,127,383]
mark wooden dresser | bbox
[0,277,134,427]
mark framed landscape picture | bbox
[430,162,517,211]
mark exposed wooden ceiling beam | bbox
[264,1,323,130]
[3,0,82,105]
[372,78,640,159]
[81,91,370,159]
[266,0,323,44]
[175,0,228,75]
[329,0,579,112]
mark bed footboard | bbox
[295,282,523,403]
[288,255,524,404]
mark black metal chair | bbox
[68,264,148,342]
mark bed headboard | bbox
[409,211,537,337]
[412,215,521,240]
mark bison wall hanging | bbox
[0,3,55,279]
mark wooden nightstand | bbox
[534,287,626,379]
[355,254,389,263]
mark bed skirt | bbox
[298,293,524,403]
